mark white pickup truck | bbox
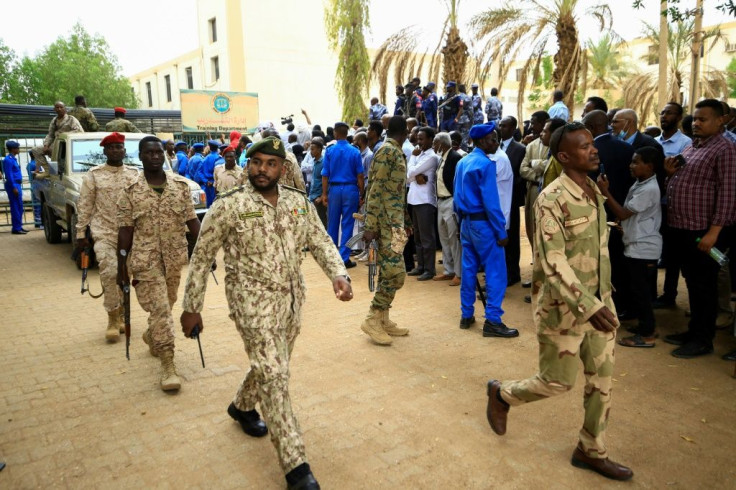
[35,132,207,254]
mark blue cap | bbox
[174,140,187,147]
[427,82,436,88]
[218,143,228,150]
[192,142,205,150]
[5,140,19,149]
[207,139,220,148]
[468,121,497,140]
[446,81,456,88]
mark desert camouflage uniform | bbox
[105,118,142,133]
[500,172,617,459]
[181,180,346,474]
[117,173,196,354]
[364,138,411,310]
[67,105,100,132]
[32,114,84,173]
[76,164,138,313]
[213,165,243,193]
[282,151,306,191]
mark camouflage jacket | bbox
[283,151,306,191]
[214,165,243,193]
[532,172,614,328]
[76,163,139,244]
[181,181,347,313]
[105,118,142,133]
[67,106,100,132]
[44,114,84,147]
[117,173,196,279]
[364,138,411,234]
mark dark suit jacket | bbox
[504,140,527,207]
[590,133,635,221]
[440,149,463,196]
[632,132,666,191]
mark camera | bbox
[281,114,294,126]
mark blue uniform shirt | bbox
[308,158,324,201]
[3,154,22,188]
[422,93,438,128]
[321,140,364,183]
[197,151,219,185]
[453,147,507,241]
[187,152,204,181]
[176,150,189,177]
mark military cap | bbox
[427,82,436,88]
[174,140,187,148]
[334,122,349,130]
[471,83,479,88]
[222,145,237,154]
[100,132,125,146]
[245,136,285,159]
[114,107,127,114]
[5,140,20,150]
[446,81,456,88]
[192,142,205,150]
[207,139,220,148]
[469,121,497,140]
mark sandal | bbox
[625,326,659,338]
[618,334,656,348]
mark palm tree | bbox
[585,34,630,90]
[470,0,615,118]
[325,0,372,123]
[623,19,727,123]
[370,0,470,104]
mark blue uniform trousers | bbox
[5,184,23,232]
[327,183,359,262]
[204,184,216,207]
[440,118,457,132]
[460,219,506,323]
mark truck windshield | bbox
[71,139,143,172]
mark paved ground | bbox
[1,227,735,489]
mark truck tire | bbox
[43,201,63,244]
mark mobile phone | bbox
[675,154,686,167]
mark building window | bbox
[647,45,658,65]
[185,67,194,89]
[211,56,220,82]
[164,75,172,102]
[515,68,524,82]
[209,18,217,43]
[145,81,153,107]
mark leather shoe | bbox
[416,271,435,281]
[523,295,531,304]
[571,447,633,481]
[671,342,713,359]
[227,403,268,437]
[486,380,509,435]
[652,295,676,309]
[459,316,475,329]
[722,349,736,361]
[664,331,691,346]
[433,274,454,281]
[11,230,27,235]
[287,473,320,490]
[449,276,461,286]
[406,267,424,276]
[521,281,532,288]
[343,260,356,269]
[483,321,519,338]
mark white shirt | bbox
[490,148,513,230]
[300,152,315,184]
[499,138,514,153]
[407,148,440,206]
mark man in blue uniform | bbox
[174,141,189,178]
[185,143,205,181]
[394,85,406,116]
[3,141,27,234]
[453,123,518,338]
[320,122,365,268]
[197,140,220,207]
[440,81,462,132]
[421,85,438,130]
[26,151,42,227]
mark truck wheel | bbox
[43,201,63,244]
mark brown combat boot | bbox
[159,350,181,392]
[380,309,409,336]
[142,329,158,357]
[361,307,392,345]
[106,308,122,342]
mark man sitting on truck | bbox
[105,107,142,133]
[32,101,84,178]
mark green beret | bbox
[245,136,286,159]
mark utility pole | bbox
[688,0,704,113]
[657,1,669,109]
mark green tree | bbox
[324,0,371,123]
[0,39,27,103]
[727,58,736,97]
[633,0,736,20]
[585,34,630,90]
[15,23,137,108]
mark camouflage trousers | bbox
[94,240,122,313]
[230,291,306,474]
[500,321,616,459]
[371,233,407,311]
[133,268,180,355]
[458,119,472,151]
[30,147,50,174]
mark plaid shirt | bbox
[666,133,736,230]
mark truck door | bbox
[49,140,67,217]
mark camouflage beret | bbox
[245,136,285,159]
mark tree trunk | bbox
[441,26,468,86]
[657,0,669,112]
[552,12,580,117]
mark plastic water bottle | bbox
[695,238,730,267]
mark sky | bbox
[2,0,732,77]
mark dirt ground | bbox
[0,227,734,489]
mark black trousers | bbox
[660,206,681,300]
[609,228,631,314]
[411,203,437,274]
[403,203,416,271]
[505,205,521,283]
[625,257,658,336]
[671,227,732,347]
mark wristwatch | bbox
[337,275,351,283]
[119,249,128,257]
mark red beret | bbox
[100,132,126,146]
[223,145,237,154]
[114,107,126,114]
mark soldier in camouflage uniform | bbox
[213,146,243,194]
[180,136,351,490]
[486,122,633,481]
[32,101,84,177]
[361,116,412,346]
[117,136,200,392]
[67,95,100,132]
[105,107,142,133]
[76,132,138,342]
